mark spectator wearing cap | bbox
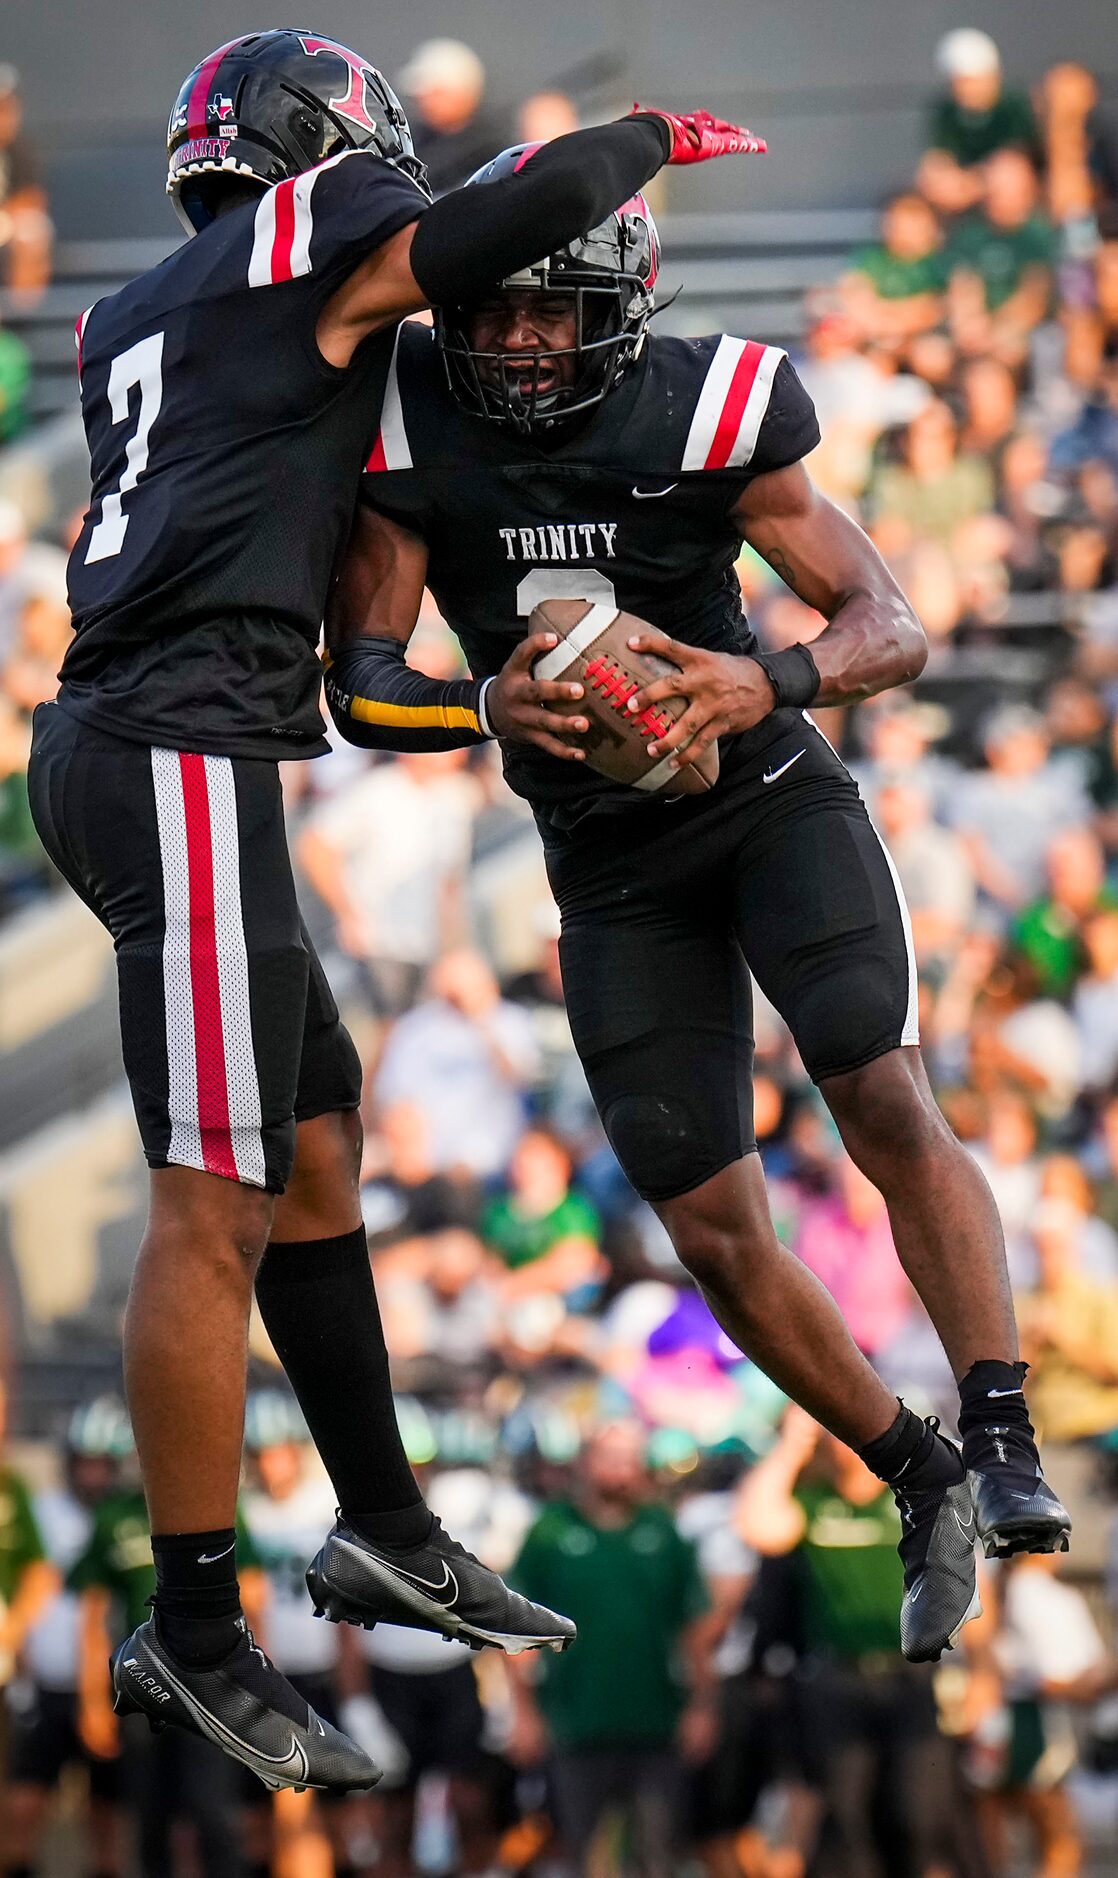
[841,193,948,350]
[398,40,512,195]
[947,151,1057,367]
[948,706,1091,913]
[919,31,1041,218]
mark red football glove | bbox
[633,106,767,164]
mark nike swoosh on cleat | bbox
[953,1508,977,1542]
[149,1656,310,1783]
[631,483,678,499]
[371,1555,460,1608]
[762,750,805,786]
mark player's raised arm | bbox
[324,505,590,761]
[319,109,766,360]
[624,462,927,771]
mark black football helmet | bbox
[437,142,660,434]
[166,28,429,236]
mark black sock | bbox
[859,1402,963,1492]
[151,1528,243,1665]
[958,1359,1036,1452]
[255,1229,431,1546]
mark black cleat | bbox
[111,1618,381,1793]
[894,1427,982,1664]
[307,1515,577,1656]
[966,1424,1071,1560]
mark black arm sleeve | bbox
[324,639,491,753]
[409,116,672,306]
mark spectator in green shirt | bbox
[1013,826,1118,998]
[843,193,948,350]
[871,398,995,547]
[948,150,1057,368]
[508,1421,717,1878]
[0,1378,56,1688]
[919,29,1041,217]
[0,321,29,443]
[481,1126,604,1308]
[738,1408,953,1878]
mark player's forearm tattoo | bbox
[766,548,802,595]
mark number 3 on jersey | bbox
[85,332,165,565]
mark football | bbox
[528,599,721,798]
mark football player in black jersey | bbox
[27,34,764,1787]
[327,153,1071,1667]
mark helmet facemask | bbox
[439,271,651,436]
[435,161,660,437]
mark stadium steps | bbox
[1,211,879,425]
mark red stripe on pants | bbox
[704,340,764,470]
[178,753,237,1179]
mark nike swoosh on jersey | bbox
[631,483,679,499]
[762,749,805,785]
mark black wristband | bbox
[750,644,821,710]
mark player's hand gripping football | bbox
[486,632,589,761]
[633,106,767,162]
[623,629,777,770]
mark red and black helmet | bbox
[437,142,660,434]
[166,28,429,236]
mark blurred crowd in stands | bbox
[4,22,1118,1878]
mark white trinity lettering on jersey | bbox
[499,523,618,562]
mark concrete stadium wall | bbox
[7,1,1118,235]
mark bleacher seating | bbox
[1,212,878,426]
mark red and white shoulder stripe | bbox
[681,337,786,472]
[365,327,412,472]
[74,303,97,378]
[247,148,359,289]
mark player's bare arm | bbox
[317,109,767,365]
[625,462,927,768]
[327,503,591,763]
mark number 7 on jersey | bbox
[85,332,165,565]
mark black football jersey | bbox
[61,150,427,760]
[361,322,820,825]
